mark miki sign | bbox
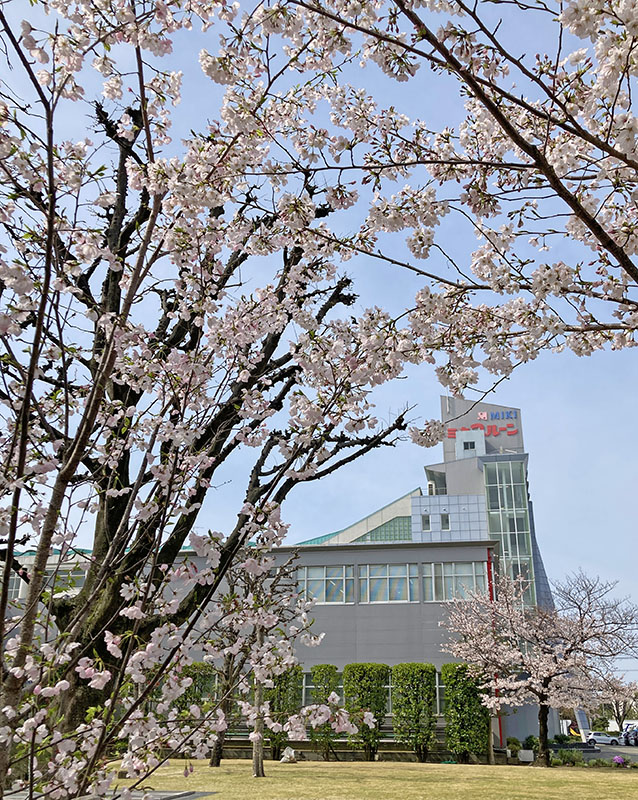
[476,409,518,421]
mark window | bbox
[4,572,23,601]
[43,567,86,595]
[423,561,488,601]
[358,563,418,603]
[421,513,430,531]
[463,440,475,451]
[435,671,446,716]
[297,565,354,604]
[441,513,450,531]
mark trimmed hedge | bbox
[309,664,341,761]
[391,663,437,762]
[343,662,390,761]
[441,663,489,763]
[264,665,303,761]
[173,662,217,712]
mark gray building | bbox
[275,396,556,743]
[5,397,556,744]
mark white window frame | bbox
[423,561,488,602]
[358,563,419,604]
[297,565,355,604]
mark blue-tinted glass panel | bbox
[389,577,407,601]
[325,579,343,603]
[369,578,387,602]
[345,579,354,603]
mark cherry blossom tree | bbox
[170,546,309,771]
[590,674,638,733]
[0,2,404,793]
[444,572,638,766]
[3,0,638,793]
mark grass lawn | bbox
[118,759,637,800]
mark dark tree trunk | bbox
[537,704,551,767]
[415,745,428,763]
[252,628,265,777]
[209,690,233,767]
[209,730,226,767]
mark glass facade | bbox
[358,563,419,603]
[297,565,355,604]
[423,561,488,601]
[483,459,535,603]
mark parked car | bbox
[623,727,638,746]
[587,732,621,746]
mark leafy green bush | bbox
[173,662,217,712]
[343,663,390,761]
[264,665,303,761]
[557,748,584,765]
[506,736,521,756]
[553,733,570,745]
[587,758,614,768]
[523,734,539,753]
[441,663,489,764]
[391,663,437,762]
[308,664,341,761]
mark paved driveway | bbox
[581,743,637,761]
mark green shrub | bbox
[557,748,584,766]
[264,665,303,761]
[173,662,217,712]
[506,736,521,756]
[308,664,341,761]
[523,734,539,753]
[553,733,570,745]
[343,663,390,761]
[588,758,614,768]
[441,663,489,764]
[391,663,437,762]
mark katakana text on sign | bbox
[446,422,518,439]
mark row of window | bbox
[296,561,489,604]
[4,567,86,601]
[421,513,449,531]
